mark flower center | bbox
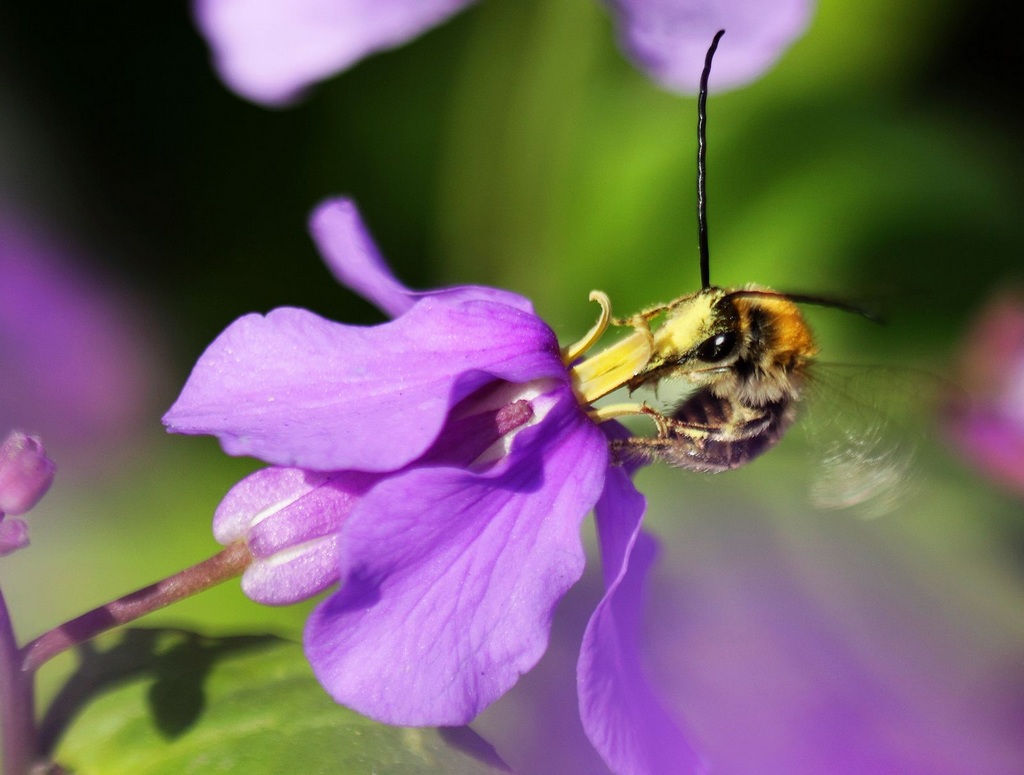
[423,380,563,470]
[495,399,534,437]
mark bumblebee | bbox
[563,30,876,475]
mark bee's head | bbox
[629,286,817,405]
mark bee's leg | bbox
[611,292,700,331]
[641,404,719,436]
[610,419,732,472]
[591,403,718,435]
[601,405,718,467]
[611,305,666,332]
[609,430,709,468]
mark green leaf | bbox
[48,628,509,775]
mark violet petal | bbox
[578,465,707,774]
[214,466,381,604]
[605,0,813,93]
[1,212,159,451]
[163,297,562,472]
[213,466,337,544]
[304,393,607,725]
[309,198,416,319]
[243,471,378,559]
[195,0,478,106]
[310,197,538,318]
[242,532,343,605]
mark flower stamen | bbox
[586,401,650,424]
[569,328,654,407]
[561,291,613,365]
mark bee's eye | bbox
[695,331,737,363]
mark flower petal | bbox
[1,212,161,454]
[309,199,416,319]
[310,197,537,319]
[606,0,813,93]
[215,466,381,604]
[242,532,343,605]
[164,296,563,472]
[945,290,1024,496]
[213,466,335,544]
[304,392,607,725]
[578,465,706,775]
[194,0,478,105]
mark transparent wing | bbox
[798,364,938,517]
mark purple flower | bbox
[194,0,812,105]
[475,494,1024,774]
[0,430,55,556]
[0,209,163,458]
[945,290,1024,496]
[164,197,702,773]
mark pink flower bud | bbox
[0,518,30,556]
[0,430,56,516]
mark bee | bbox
[565,30,882,478]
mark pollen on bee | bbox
[651,294,718,361]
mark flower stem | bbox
[20,541,252,675]
[1,584,36,775]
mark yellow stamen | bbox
[561,291,613,365]
[586,402,649,424]
[569,327,654,405]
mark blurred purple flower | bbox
[194,0,812,106]
[0,209,162,458]
[0,430,55,556]
[945,290,1024,496]
[605,0,813,92]
[474,499,1024,774]
[164,197,703,774]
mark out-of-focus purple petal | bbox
[945,290,1024,496]
[163,296,563,472]
[578,465,706,775]
[310,197,538,318]
[0,211,161,453]
[947,412,1024,495]
[304,393,607,725]
[645,503,1024,773]
[0,431,55,516]
[194,0,478,106]
[0,517,30,556]
[604,0,813,93]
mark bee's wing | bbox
[799,364,936,517]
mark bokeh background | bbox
[1,0,1023,772]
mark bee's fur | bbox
[614,287,816,472]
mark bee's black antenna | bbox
[697,30,725,290]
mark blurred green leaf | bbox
[51,629,508,775]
